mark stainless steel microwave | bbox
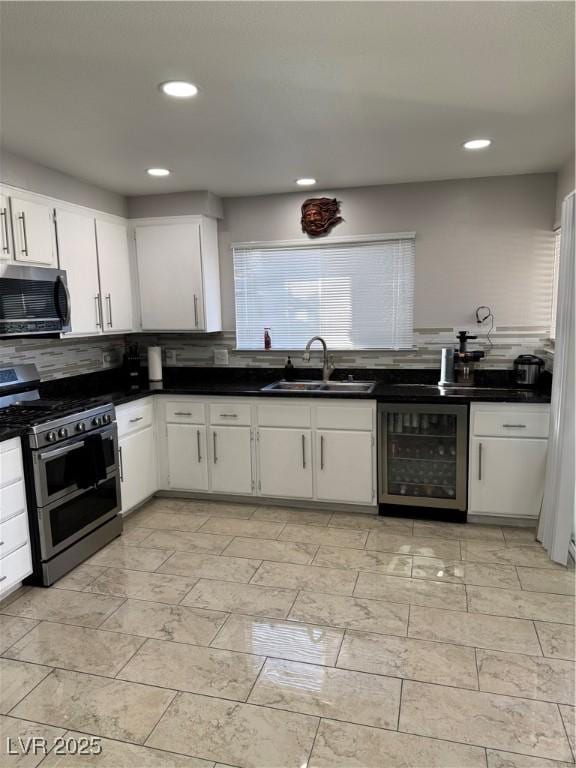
[0,265,71,337]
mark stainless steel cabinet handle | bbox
[119,446,124,481]
[502,424,527,428]
[193,295,199,328]
[0,209,10,253]
[0,576,6,582]
[220,413,238,418]
[18,212,28,255]
[129,416,143,423]
[95,295,102,328]
[478,442,483,481]
[197,429,202,462]
[0,542,4,546]
[213,431,218,463]
[320,435,325,470]
[105,294,113,327]
[174,411,192,416]
[301,434,306,469]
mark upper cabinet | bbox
[54,208,101,335]
[95,219,134,334]
[134,216,222,332]
[9,194,57,267]
[0,193,13,261]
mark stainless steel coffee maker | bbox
[439,331,485,387]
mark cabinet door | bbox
[119,426,157,513]
[167,424,209,491]
[135,221,204,331]
[0,193,13,260]
[469,437,547,518]
[210,426,252,495]
[55,208,101,335]
[95,219,134,333]
[11,196,56,266]
[316,430,374,505]
[258,428,313,499]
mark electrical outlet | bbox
[165,349,177,364]
[102,350,120,367]
[214,348,229,365]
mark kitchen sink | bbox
[261,380,376,394]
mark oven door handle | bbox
[39,441,85,461]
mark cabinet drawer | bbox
[258,404,311,428]
[0,438,23,488]
[472,409,549,438]
[165,401,206,424]
[316,405,373,431]
[209,403,251,426]
[117,399,154,437]
[0,480,27,524]
[0,513,29,559]
[0,543,32,597]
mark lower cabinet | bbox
[0,437,33,598]
[469,436,548,518]
[468,403,550,519]
[119,425,157,512]
[210,426,253,495]
[167,424,209,491]
[316,430,374,504]
[258,428,313,499]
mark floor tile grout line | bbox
[305,713,324,767]
[557,702,576,764]
[396,678,404,731]
[4,662,54,716]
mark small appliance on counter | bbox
[513,354,544,386]
[123,343,143,390]
[439,331,485,387]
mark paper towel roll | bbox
[148,346,163,382]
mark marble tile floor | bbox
[0,497,574,768]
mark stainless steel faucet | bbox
[303,336,335,382]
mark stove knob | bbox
[76,422,86,433]
[103,414,112,424]
[58,427,69,438]
[46,431,57,443]
[92,417,102,427]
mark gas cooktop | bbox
[0,397,109,428]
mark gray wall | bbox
[219,173,557,332]
[0,149,126,217]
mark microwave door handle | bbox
[54,276,71,326]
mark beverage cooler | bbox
[378,404,468,511]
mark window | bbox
[233,235,415,350]
[551,229,561,341]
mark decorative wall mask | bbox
[301,197,343,237]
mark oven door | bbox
[36,474,120,561]
[33,425,118,508]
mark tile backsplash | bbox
[0,336,125,380]
[0,327,551,382]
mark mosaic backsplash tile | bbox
[0,328,551,382]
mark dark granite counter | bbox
[0,426,27,442]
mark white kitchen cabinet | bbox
[117,399,157,514]
[0,193,13,260]
[10,195,57,266]
[258,428,313,499]
[210,426,253,494]
[54,208,101,335]
[0,438,32,598]
[95,218,134,333]
[469,436,547,518]
[167,424,209,492]
[134,216,221,332]
[468,403,550,519]
[316,430,374,504]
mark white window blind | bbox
[233,235,415,350]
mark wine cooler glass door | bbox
[379,404,468,510]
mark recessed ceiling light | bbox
[296,178,317,186]
[463,138,492,150]
[160,81,199,98]
[146,168,171,177]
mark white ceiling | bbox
[1,2,574,197]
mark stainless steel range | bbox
[0,364,122,585]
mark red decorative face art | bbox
[301,197,343,237]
